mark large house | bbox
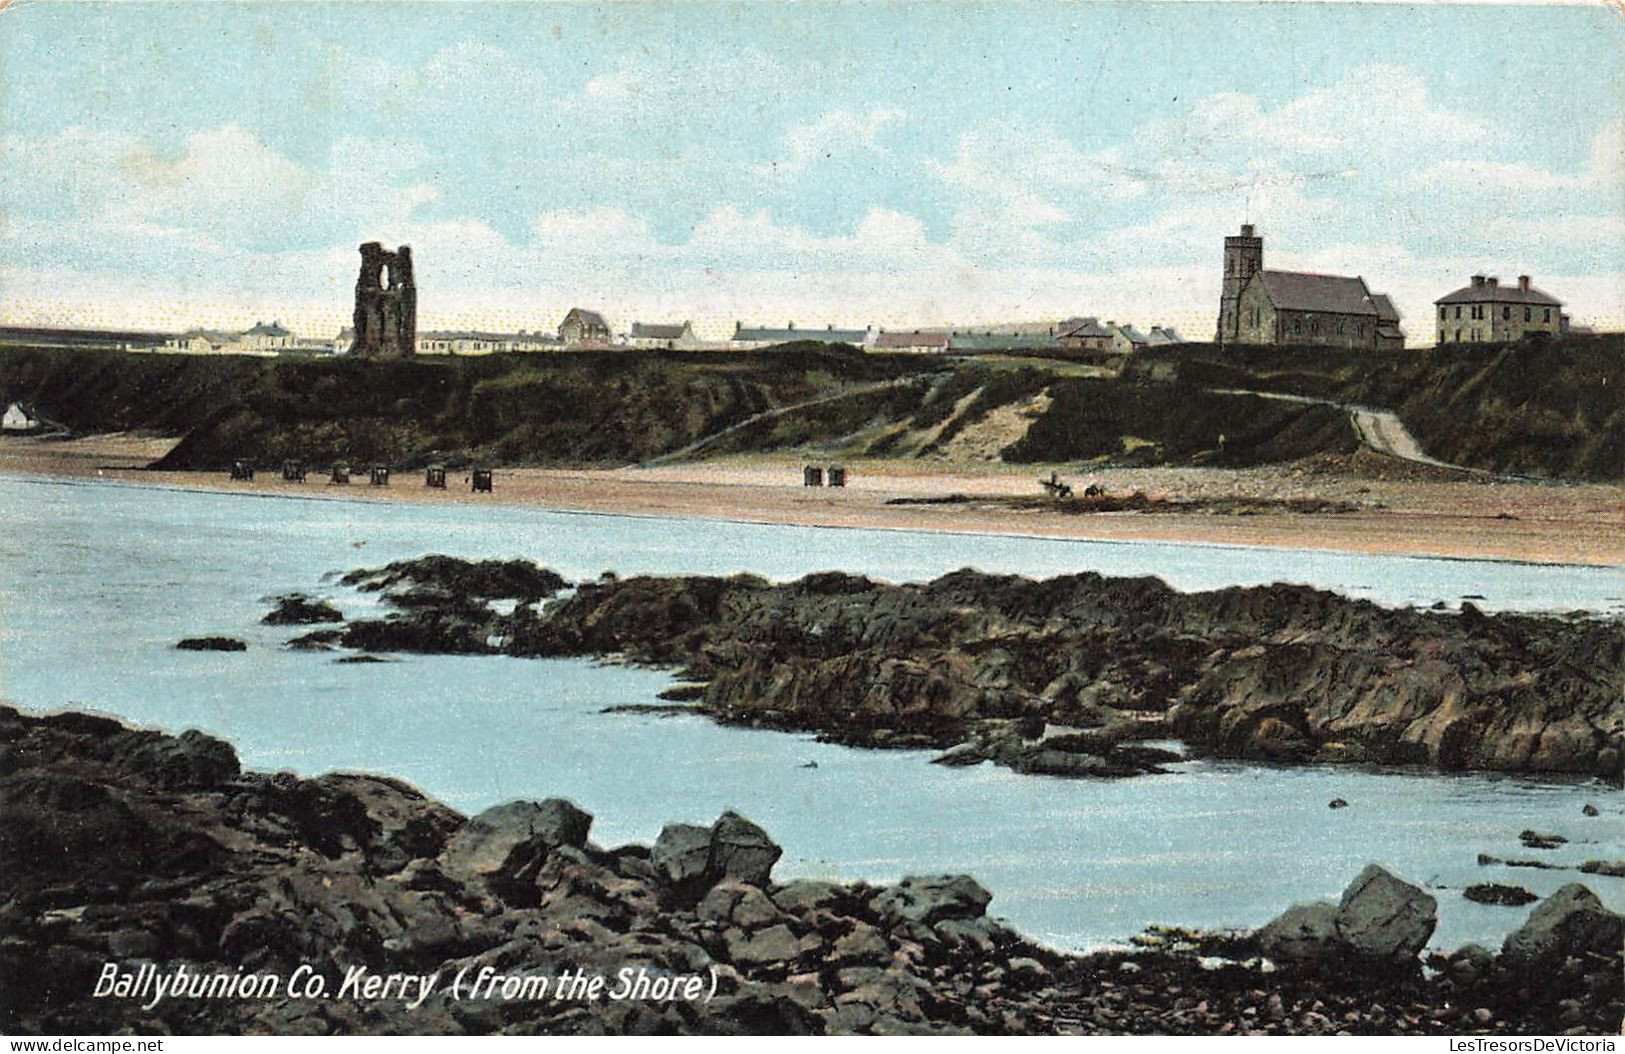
[1056,317,1113,352]
[242,320,295,352]
[1434,275,1564,344]
[1216,224,1403,350]
[558,308,612,346]
[730,322,873,349]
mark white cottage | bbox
[3,402,40,432]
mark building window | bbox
[1503,306,1510,320]
[1543,308,1551,322]
[1455,306,1462,320]
[1455,329,1461,342]
[1439,306,1447,321]
[1439,330,1446,343]
[1525,307,1531,322]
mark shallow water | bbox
[1,472,1620,951]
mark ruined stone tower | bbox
[350,242,416,358]
[1216,223,1263,343]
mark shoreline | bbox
[2,435,1621,567]
[11,467,1621,575]
[5,702,1620,1035]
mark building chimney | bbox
[1487,277,1499,289]
[1240,223,1255,237]
[1471,275,1486,288]
[1519,275,1531,290]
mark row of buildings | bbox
[1214,224,1575,351]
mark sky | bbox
[1,1,1622,342]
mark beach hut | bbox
[369,465,390,486]
[229,458,255,481]
[281,459,306,482]
[828,464,847,488]
[803,465,823,487]
[471,468,493,493]
[425,464,446,488]
[330,462,350,485]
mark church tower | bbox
[1217,224,1263,343]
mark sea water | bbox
[1,472,1619,951]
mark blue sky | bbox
[2,1,1621,339]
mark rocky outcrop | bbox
[320,558,1623,781]
[176,636,247,651]
[1,706,1618,1036]
[1500,884,1625,973]
[1254,866,1437,966]
[261,594,343,626]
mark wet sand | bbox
[2,434,1621,566]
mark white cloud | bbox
[753,106,907,177]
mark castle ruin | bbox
[350,242,416,358]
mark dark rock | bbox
[175,636,246,652]
[1328,798,1349,809]
[1335,865,1436,961]
[1501,884,1625,971]
[871,875,992,928]
[1255,866,1436,966]
[708,811,782,887]
[1256,902,1342,963]
[286,628,343,650]
[262,594,343,625]
[1519,829,1567,850]
[1577,860,1625,878]
[441,799,592,880]
[1582,803,1599,817]
[341,557,568,603]
[652,822,713,892]
[772,879,851,917]
[311,557,1623,782]
[1462,883,1537,906]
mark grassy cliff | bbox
[0,344,937,469]
[1,333,1618,479]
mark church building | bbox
[1216,225,1404,351]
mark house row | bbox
[164,320,325,356]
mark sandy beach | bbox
[2,433,1621,566]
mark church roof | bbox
[1256,270,1379,316]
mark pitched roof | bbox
[1113,324,1151,344]
[1256,270,1378,316]
[244,320,291,337]
[1435,280,1561,307]
[1370,294,1401,323]
[1058,317,1112,339]
[1145,326,1184,345]
[630,322,689,339]
[563,308,609,329]
[177,328,238,344]
[874,330,950,349]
